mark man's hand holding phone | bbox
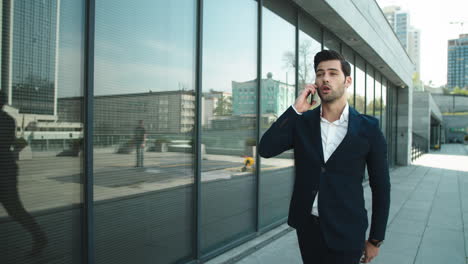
[293,85,318,113]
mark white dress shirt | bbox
[291,104,349,216]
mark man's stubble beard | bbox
[318,85,346,104]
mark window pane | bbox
[382,78,388,135]
[1,0,84,263]
[366,65,375,116]
[93,1,196,263]
[298,13,321,109]
[323,30,340,52]
[375,72,382,127]
[260,0,296,228]
[355,56,365,113]
[201,0,257,252]
[342,45,354,107]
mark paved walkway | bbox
[215,144,468,264]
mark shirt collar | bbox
[320,103,349,124]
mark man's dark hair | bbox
[314,50,351,77]
[0,91,6,107]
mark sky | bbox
[375,0,468,87]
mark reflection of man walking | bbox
[134,120,146,167]
[259,50,390,264]
[0,92,47,256]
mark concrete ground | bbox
[207,144,468,264]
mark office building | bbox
[447,34,468,89]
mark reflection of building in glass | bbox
[201,91,232,128]
[2,0,60,116]
[447,34,468,89]
[59,91,196,135]
[232,73,295,117]
[2,104,82,150]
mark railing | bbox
[411,133,428,162]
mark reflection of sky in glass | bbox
[57,0,84,97]
[58,0,196,97]
[262,8,295,85]
[93,0,196,96]
[202,0,257,92]
[57,0,302,97]
[355,68,365,95]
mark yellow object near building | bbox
[244,157,255,167]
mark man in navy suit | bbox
[259,50,390,264]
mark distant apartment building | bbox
[58,91,196,135]
[383,6,420,78]
[408,27,421,74]
[447,34,468,89]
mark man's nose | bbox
[322,73,330,83]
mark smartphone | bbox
[308,90,316,104]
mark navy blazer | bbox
[259,106,390,251]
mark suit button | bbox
[321,167,326,173]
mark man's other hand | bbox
[361,240,380,263]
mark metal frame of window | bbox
[255,0,263,232]
[194,0,203,260]
[84,0,95,263]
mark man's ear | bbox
[345,76,352,88]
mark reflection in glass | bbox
[375,73,382,126]
[260,3,296,228]
[366,66,375,116]
[93,1,196,263]
[1,0,84,262]
[201,0,257,253]
[298,17,321,109]
[382,79,387,134]
[342,46,355,107]
[323,30,340,52]
[355,56,365,113]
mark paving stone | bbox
[228,146,468,264]
[388,218,426,236]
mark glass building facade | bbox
[0,0,400,263]
[447,34,468,89]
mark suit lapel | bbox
[325,107,360,165]
[305,108,324,164]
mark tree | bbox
[354,95,365,113]
[283,40,319,87]
[451,86,468,96]
[213,95,232,116]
